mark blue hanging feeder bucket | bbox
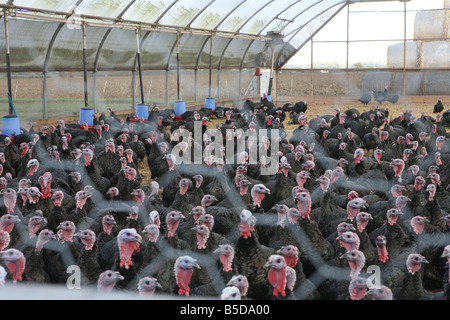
[136,104,149,121]
[79,107,94,129]
[2,115,21,136]
[174,101,186,121]
[204,97,215,110]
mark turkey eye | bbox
[108,273,112,277]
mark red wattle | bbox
[377,245,389,263]
[119,242,140,269]
[177,269,193,296]
[268,267,286,297]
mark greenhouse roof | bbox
[0,0,408,72]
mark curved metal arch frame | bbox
[215,0,275,68]
[230,0,346,102]
[216,0,333,80]
[42,0,86,119]
[252,0,304,35]
[20,0,381,116]
[276,1,348,69]
[233,0,328,85]
[281,0,341,38]
[165,0,274,72]
[38,0,350,75]
[159,0,250,102]
[104,0,346,105]
[93,0,138,72]
[162,0,278,101]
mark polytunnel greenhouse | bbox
[0,0,449,302]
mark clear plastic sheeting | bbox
[0,0,421,119]
[47,25,108,72]
[0,19,59,72]
[0,0,408,72]
[97,28,138,71]
[158,0,213,27]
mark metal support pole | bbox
[92,71,96,110]
[165,69,169,105]
[136,28,144,105]
[43,71,48,119]
[310,38,314,96]
[238,68,242,100]
[402,1,407,97]
[217,69,220,99]
[268,46,275,96]
[132,70,136,108]
[346,4,350,96]
[82,23,88,107]
[194,68,198,101]
[176,30,181,101]
[209,35,213,97]
[4,12,13,114]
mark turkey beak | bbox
[339,252,348,260]
[422,258,429,264]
